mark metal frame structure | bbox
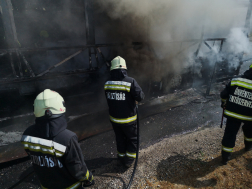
[0,0,116,87]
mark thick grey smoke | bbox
[10,0,252,86]
[226,28,251,54]
[223,28,252,69]
[95,0,251,83]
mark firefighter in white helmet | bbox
[104,56,145,168]
[21,89,94,189]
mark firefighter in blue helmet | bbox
[21,89,94,188]
[220,64,252,165]
[104,56,145,168]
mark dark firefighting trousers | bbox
[222,118,252,158]
[112,122,137,165]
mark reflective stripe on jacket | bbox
[105,70,144,126]
[104,81,131,92]
[224,109,252,121]
[21,115,93,189]
[110,114,137,124]
[221,74,252,122]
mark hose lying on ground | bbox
[126,105,140,189]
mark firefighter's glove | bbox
[82,177,94,188]
[221,101,226,109]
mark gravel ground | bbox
[84,126,250,189]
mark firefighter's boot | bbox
[124,157,135,168]
[117,155,124,166]
[244,140,252,152]
[222,151,231,165]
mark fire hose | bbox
[126,104,140,189]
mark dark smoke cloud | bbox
[9,0,252,86]
[95,0,250,83]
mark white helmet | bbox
[110,56,127,71]
[34,89,66,118]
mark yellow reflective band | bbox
[126,151,136,158]
[117,151,126,157]
[21,141,53,150]
[22,142,55,156]
[85,170,89,181]
[21,135,53,148]
[231,78,252,90]
[110,115,137,124]
[232,78,252,84]
[90,175,94,182]
[224,110,252,121]
[105,81,131,86]
[55,150,64,157]
[21,142,65,157]
[244,135,252,142]
[221,98,227,102]
[222,145,233,152]
[66,182,81,189]
[21,135,66,157]
[41,185,47,189]
[80,170,90,181]
[104,84,130,92]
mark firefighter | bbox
[104,56,145,168]
[21,89,94,189]
[220,64,252,165]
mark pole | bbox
[37,49,84,77]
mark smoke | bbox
[95,0,250,84]
[226,28,251,54]
[8,0,252,90]
[222,27,252,69]
[12,0,86,47]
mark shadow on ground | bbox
[85,157,116,170]
[86,157,129,188]
[245,157,252,173]
[157,148,246,188]
[86,157,130,174]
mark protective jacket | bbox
[21,115,93,189]
[104,69,144,126]
[221,69,252,122]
